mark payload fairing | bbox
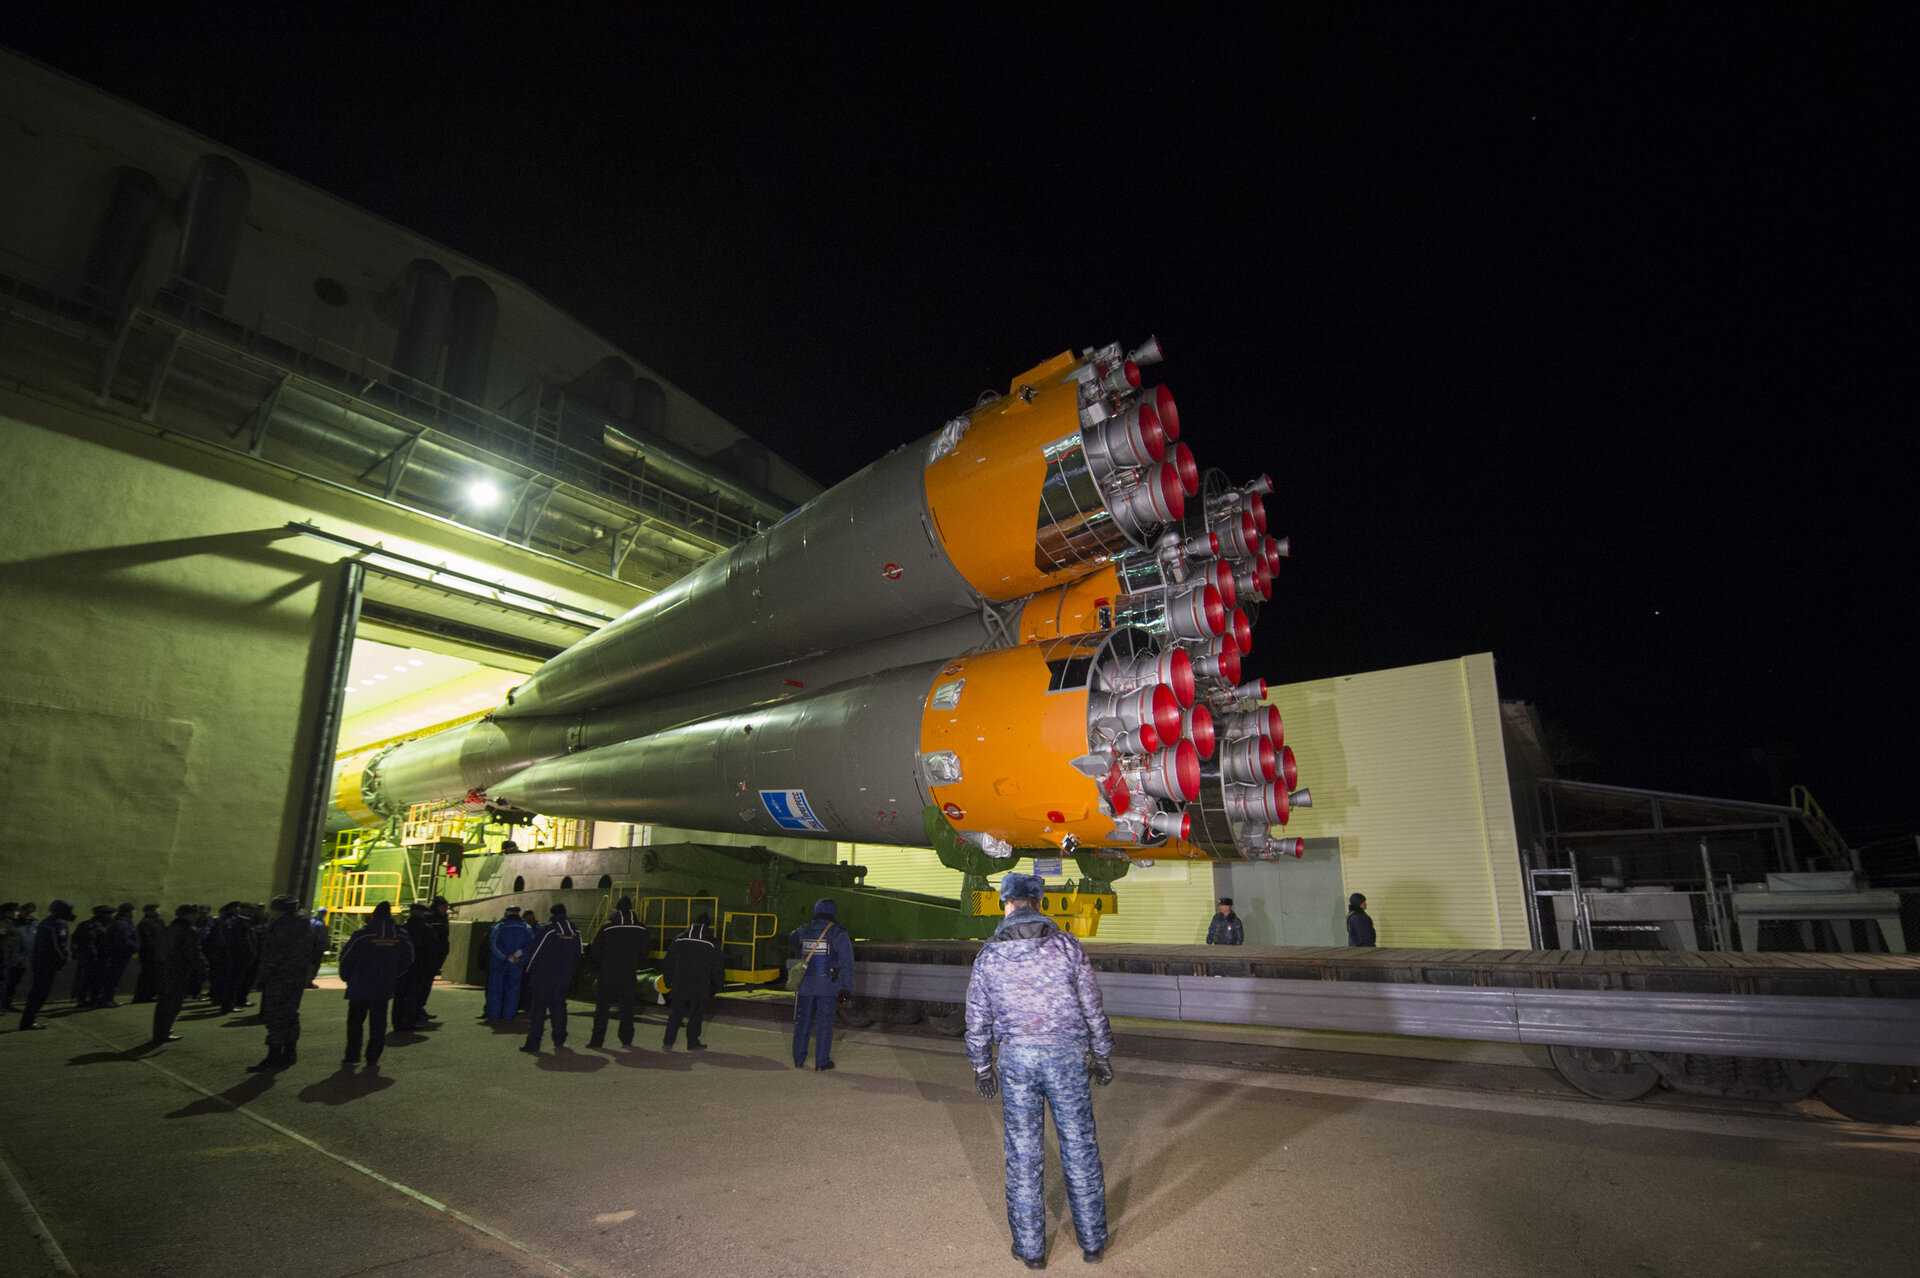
[333,338,1307,868]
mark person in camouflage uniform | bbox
[965,872,1114,1269]
[247,896,324,1071]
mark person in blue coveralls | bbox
[965,873,1113,1269]
[486,905,532,1022]
[337,900,413,1068]
[788,897,854,1070]
[520,903,582,1054]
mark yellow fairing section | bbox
[332,757,380,828]
[920,643,1100,849]
[1019,564,1121,643]
[923,351,1094,602]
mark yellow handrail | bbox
[1789,785,1853,871]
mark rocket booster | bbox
[335,336,1303,863]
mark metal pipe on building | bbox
[83,166,163,309]
[173,154,251,305]
[390,258,453,386]
[443,275,498,405]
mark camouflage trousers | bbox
[259,981,306,1047]
[998,1042,1107,1259]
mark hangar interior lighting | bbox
[467,480,499,507]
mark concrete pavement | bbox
[3,982,1916,1277]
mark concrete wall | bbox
[1271,654,1532,948]
[0,382,638,911]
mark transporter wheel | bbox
[1549,1045,1660,1101]
[875,997,923,1026]
[835,996,875,1028]
[1815,1064,1920,1125]
[923,1001,967,1037]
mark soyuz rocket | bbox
[331,337,1308,867]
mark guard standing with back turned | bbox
[248,895,324,1071]
[486,906,532,1023]
[965,873,1113,1269]
[788,897,853,1070]
[520,903,582,1054]
[147,905,208,1047]
[661,912,723,1050]
[587,897,649,1049]
[18,900,74,1031]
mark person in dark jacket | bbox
[18,900,75,1030]
[1347,893,1377,947]
[587,897,649,1049]
[205,902,256,1013]
[418,896,452,1022]
[965,873,1113,1268]
[788,897,853,1070]
[1205,898,1244,946]
[391,904,439,1032]
[247,896,326,1072]
[99,903,139,1007]
[132,904,166,1003]
[70,905,113,1006]
[661,912,724,1051]
[0,903,22,1013]
[338,901,414,1067]
[148,905,208,1046]
[486,906,532,1022]
[520,904,583,1054]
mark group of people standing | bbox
[478,897,728,1056]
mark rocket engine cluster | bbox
[332,338,1308,865]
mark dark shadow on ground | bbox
[297,1065,398,1105]
[691,1050,791,1072]
[382,1031,429,1047]
[165,1071,277,1118]
[611,1048,693,1072]
[841,1069,979,1104]
[532,1046,608,1073]
[66,1049,141,1066]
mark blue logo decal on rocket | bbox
[760,788,827,832]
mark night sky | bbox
[7,7,1915,840]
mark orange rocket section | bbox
[1019,564,1121,643]
[922,352,1094,603]
[918,641,1102,850]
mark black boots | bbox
[246,1044,296,1072]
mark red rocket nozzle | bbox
[1229,607,1252,655]
[1263,536,1285,576]
[1218,640,1242,684]
[1143,738,1200,802]
[1249,473,1273,495]
[1280,743,1299,791]
[1210,558,1236,608]
[1149,385,1180,441]
[1233,678,1267,704]
[1224,781,1287,826]
[1221,733,1277,784]
[1172,442,1199,496]
[1129,335,1166,367]
[1184,703,1215,759]
[1218,511,1257,560]
[1158,462,1186,521]
[1281,836,1305,858]
[1167,645,1195,708]
[1247,491,1267,534]
[1166,583,1225,640]
[1100,359,1142,396]
[1145,808,1189,840]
